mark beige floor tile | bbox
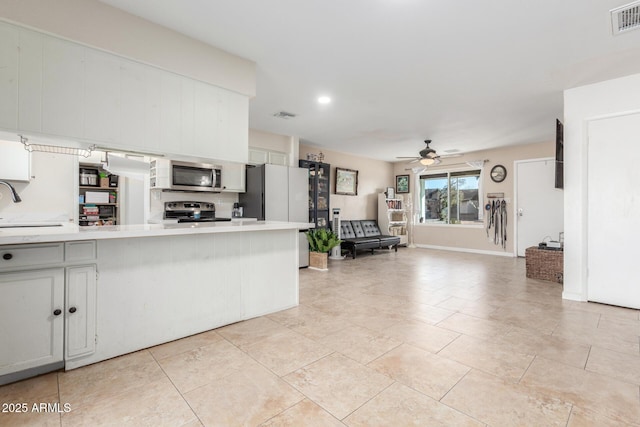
[216,317,290,350]
[442,369,571,426]
[394,302,456,325]
[157,338,260,393]
[243,329,333,376]
[185,363,303,427]
[368,343,470,400]
[438,334,534,382]
[521,356,640,424]
[567,406,640,427]
[436,296,499,318]
[499,326,591,368]
[260,399,345,426]
[61,376,196,427]
[344,381,484,427]
[0,397,61,427]
[382,319,459,353]
[267,305,350,340]
[488,301,561,334]
[283,353,393,420]
[319,324,402,365]
[436,312,512,340]
[58,350,165,409]
[585,345,640,385]
[149,329,223,361]
[0,372,58,401]
[553,322,640,356]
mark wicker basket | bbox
[525,247,563,283]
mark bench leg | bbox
[394,244,398,252]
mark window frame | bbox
[417,168,483,226]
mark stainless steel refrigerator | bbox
[239,164,309,267]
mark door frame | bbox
[513,157,556,257]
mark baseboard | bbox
[561,291,586,302]
[414,244,516,258]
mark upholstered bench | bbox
[339,220,401,259]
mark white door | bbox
[515,159,564,257]
[587,113,640,309]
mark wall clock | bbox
[490,165,507,183]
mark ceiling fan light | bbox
[420,157,435,166]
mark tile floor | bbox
[1,248,639,426]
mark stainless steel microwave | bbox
[150,159,222,192]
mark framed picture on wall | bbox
[335,167,358,195]
[396,175,410,193]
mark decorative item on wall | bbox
[386,187,395,199]
[396,175,410,193]
[490,164,507,183]
[335,167,358,196]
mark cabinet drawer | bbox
[0,243,64,269]
[65,241,97,262]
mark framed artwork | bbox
[335,167,358,196]
[396,174,410,193]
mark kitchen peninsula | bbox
[0,220,308,383]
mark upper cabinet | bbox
[0,20,249,164]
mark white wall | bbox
[299,143,394,220]
[563,72,640,301]
[0,151,75,221]
[0,0,255,96]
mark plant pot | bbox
[100,177,109,188]
[309,251,328,271]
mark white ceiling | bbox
[99,0,640,162]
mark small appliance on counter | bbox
[232,203,243,218]
[163,201,231,223]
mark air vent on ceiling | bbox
[273,111,297,119]
[611,1,640,35]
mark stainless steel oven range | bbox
[164,201,231,223]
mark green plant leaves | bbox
[305,228,342,253]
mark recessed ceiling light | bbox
[318,96,331,104]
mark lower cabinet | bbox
[0,242,97,384]
[0,268,64,377]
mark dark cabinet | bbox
[299,160,330,228]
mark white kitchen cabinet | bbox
[84,49,120,143]
[0,140,30,181]
[119,59,147,148]
[17,28,43,133]
[4,22,249,162]
[220,161,246,192]
[248,148,288,166]
[65,265,97,359]
[41,37,84,138]
[180,77,196,156]
[0,21,18,131]
[194,80,219,159]
[159,72,182,153]
[0,268,65,377]
[0,241,97,383]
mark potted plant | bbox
[305,228,341,271]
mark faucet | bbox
[0,180,22,203]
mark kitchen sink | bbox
[0,222,64,228]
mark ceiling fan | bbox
[397,140,442,166]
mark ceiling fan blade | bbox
[396,156,419,159]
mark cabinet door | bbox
[248,148,268,165]
[218,89,248,163]
[84,50,120,143]
[194,81,219,159]
[41,37,84,138]
[220,161,246,192]
[180,77,196,156]
[159,72,182,153]
[0,21,18,131]
[143,67,162,153]
[268,151,288,166]
[0,268,64,376]
[17,28,43,132]
[119,59,146,149]
[65,265,97,360]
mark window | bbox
[419,170,482,224]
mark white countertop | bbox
[0,220,314,245]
